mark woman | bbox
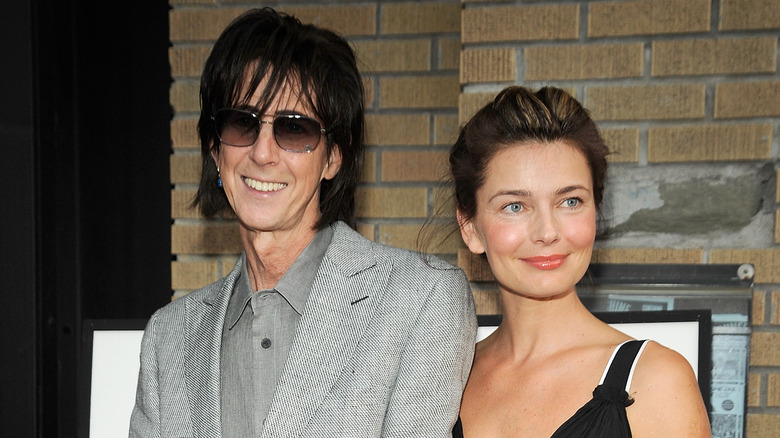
[450,86,710,437]
[130,8,476,438]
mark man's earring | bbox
[217,166,222,188]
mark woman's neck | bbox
[489,288,593,361]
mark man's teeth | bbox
[244,178,287,192]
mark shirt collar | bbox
[225,225,334,329]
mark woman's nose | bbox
[531,210,560,245]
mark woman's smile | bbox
[521,254,568,270]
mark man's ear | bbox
[322,145,342,181]
[457,209,485,254]
[210,148,219,169]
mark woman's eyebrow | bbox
[488,189,531,203]
[556,185,589,196]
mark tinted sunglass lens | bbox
[273,116,321,152]
[218,110,258,146]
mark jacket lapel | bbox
[184,254,243,438]
[261,224,392,436]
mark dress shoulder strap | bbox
[598,339,649,392]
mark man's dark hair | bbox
[193,7,365,229]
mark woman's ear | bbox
[457,209,485,254]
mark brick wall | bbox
[168,0,779,435]
[169,0,464,297]
[458,1,779,436]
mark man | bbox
[130,8,476,438]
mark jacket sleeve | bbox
[381,267,477,438]
[129,313,161,438]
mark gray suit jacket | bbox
[130,222,477,438]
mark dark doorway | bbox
[1,1,171,436]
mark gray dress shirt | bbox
[220,226,334,438]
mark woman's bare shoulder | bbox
[627,341,711,437]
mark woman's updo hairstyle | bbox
[449,85,609,223]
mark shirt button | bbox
[261,338,272,349]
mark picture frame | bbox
[78,319,147,438]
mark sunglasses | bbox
[211,108,326,153]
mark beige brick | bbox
[171,153,202,184]
[715,81,780,118]
[747,373,761,407]
[458,248,494,282]
[170,8,243,42]
[363,77,375,109]
[170,80,200,113]
[172,189,199,219]
[589,0,710,37]
[648,124,773,162]
[353,39,430,73]
[459,92,495,124]
[526,44,643,81]
[586,84,706,121]
[377,223,462,254]
[361,151,376,183]
[171,0,215,5]
[720,0,780,31]
[473,287,501,315]
[652,37,777,77]
[463,5,579,43]
[381,150,449,182]
[769,374,780,406]
[751,332,780,366]
[365,114,430,146]
[277,5,376,36]
[434,114,460,146]
[710,249,780,283]
[171,260,219,290]
[590,248,703,264]
[171,117,200,150]
[168,152,198,185]
[746,413,780,438]
[753,290,766,325]
[169,45,211,78]
[171,223,241,254]
[461,48,515,84]
[170,6,377,42]
[426,222,463,255]
[772,291,780,325]
[776,210,780,244]
[355,223,374,241]
[355,187,428,218]
[602,128,639,163]
[381,2,460,35]
[439,37,460,71]
[380,75,459,109]
[433,185,456,218]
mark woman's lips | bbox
[521,254,568,270]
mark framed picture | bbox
[477,309,712,407]
[79,319,147,438]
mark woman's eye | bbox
[562,198,581,208]
[503,203,523,213]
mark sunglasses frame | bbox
[211,108,327,153]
